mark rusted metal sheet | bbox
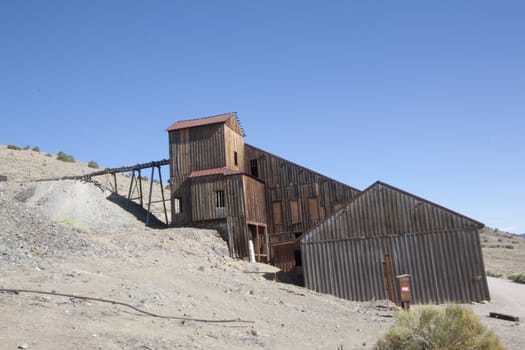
[166,112,237,131]
[302,229,490,304]
[189,167,239,178]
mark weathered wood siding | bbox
[244,144,360,235]
[301,181,489,304]
[271,241,300,272]
[242,175,266,224]
[305,182,481,242]
[302,229,490,304]
[224,125,245,173]
[190,175,228,221]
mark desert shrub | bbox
[46,153,52,157]
[375,305,504,350]
[7,144,22,150]
[486,269,507,278]
[504,245,515,249]
[23,145,30,150]
[509,272,525,284]
[57,151,75,163]
[32,146,40,152]
[88,160,99,169]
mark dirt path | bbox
[467,277,525,350]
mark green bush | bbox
[509,272,525,284]
[486,269,507,278]
[57,151,75,163]
[23,145,30,150]
[88,160,99,169]
[7,144,22,150]
[32,146,40,152]
[375,305,504,350]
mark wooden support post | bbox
[157,166,169,226]
[146,166,155,226]
[113,173,118,195]
[126,171,135,210]
[138,169,144,207]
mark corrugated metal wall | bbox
[302,229,490,304]
[301,182,490,304]
[303,182,481,243]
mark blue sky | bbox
[1,1,524,233]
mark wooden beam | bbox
[489,312,519,322]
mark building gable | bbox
[304,181,483,243]
[166,112,244,136]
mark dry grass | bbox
[481,227,525,278]
[375,305,504,350]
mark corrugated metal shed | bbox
[301,181,490,304]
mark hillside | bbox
[1,145,524,349]
[480,227,525,278]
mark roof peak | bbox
[166,112,243,133]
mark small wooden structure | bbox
[301,181,490,304]
[167,113,359,265]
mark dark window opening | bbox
[250,159,259,177]
[234,151,238,166]
[216,190,225,208]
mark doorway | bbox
[248,223,269,263]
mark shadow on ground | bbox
[106,192,167,229]
[263,269,305,287]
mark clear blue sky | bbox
[1,1,524,233]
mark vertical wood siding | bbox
[302,229,490,304]
[244,144,360,236]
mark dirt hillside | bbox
[1,145,524,349]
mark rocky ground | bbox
[1,145,524,349]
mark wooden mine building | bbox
[167,113,489,304]
[167,113,359,267]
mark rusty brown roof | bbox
[189,167,239,178]
[166,112,236,131]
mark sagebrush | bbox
[57,151,75,163]
[88,160,99,169]
[375,305,504,350]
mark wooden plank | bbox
[489,312,519,322]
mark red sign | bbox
[401,286,410,293]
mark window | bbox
[308,197,320,221]
[250,159,259,178]
[290,200,301,223]
[174,197,182,213]
[234,151,238,166]
[272,202,283,232]
[216,190,225,208]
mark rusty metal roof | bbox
[189,167,239,178]
[166,112,236,131]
